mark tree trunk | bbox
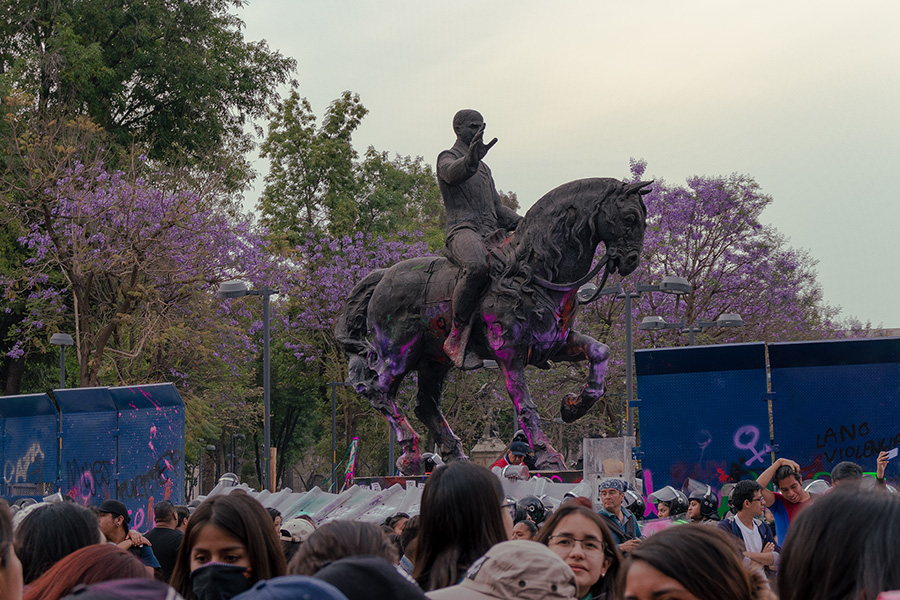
[2,356,25,395]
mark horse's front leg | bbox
[376,404,423,475]
[498,358,566,471]
[553,331,610,422]
[414,360,467,464]
[361,338,426,475]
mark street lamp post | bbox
[639,313,744,345]
[49,333,74,388]
[218,281,278,491]
[578,276,691,436]
[327,381,351,492]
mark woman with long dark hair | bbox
[169,493,286,600]
[14,502,102,584]
[412,462,512,591]
[536,501,622,600]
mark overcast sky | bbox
[237,1,900,328]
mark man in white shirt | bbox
[718,480,781,572]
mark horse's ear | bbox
[625,180,653,195]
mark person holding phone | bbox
[875,448,896,486]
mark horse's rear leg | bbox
[554,331,610,423]
[413,361,467,464]
[499,361,566,471]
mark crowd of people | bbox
[1,453,899,600]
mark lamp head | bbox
[49,333,74,346]
[639,316,668,330]
[218,280,249,298]
[577,283,597,303]
[658,276,691,295]
[716,313,744,328]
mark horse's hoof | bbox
[560,386,602,423]
[459,352,483,370]
[534,448,567,471]
[440,449,469,464]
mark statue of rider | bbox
[438,109,522,370]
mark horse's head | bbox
[602,180,650,276]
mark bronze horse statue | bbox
[335,177,650,474]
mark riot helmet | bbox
[217,472,240,487]
[623,489,645,519]
[803,479,831,496]
[650,485,688,517]
[516,495,547,524]
[685,478,719,521]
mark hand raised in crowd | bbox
[876,450,889,480]
[776,457,801,473]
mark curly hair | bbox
[287,520,397,576]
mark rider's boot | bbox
[444,321,483,370]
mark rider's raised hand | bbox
[466,123,498,169]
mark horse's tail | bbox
[334,268,386,356]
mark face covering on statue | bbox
[190,563,254,600]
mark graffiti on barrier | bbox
[814,421,900,463]
[3,443,45,485]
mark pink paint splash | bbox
[643,468,658,517]
[137,386,162,411]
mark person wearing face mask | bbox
[169,493,286,600]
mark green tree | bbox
[259,90,367,242]
[1,0,296,174]
[353,149,445,248]
[259,91,446,246]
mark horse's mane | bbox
[491,178,627,321]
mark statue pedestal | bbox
[470,435,507,467]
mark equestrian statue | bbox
[334,109,649,474]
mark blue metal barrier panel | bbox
[0,393,59,498]
[635,343,769,502]
[55,387,117,505]
[110,383,185,530]
[770,338,900,483]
